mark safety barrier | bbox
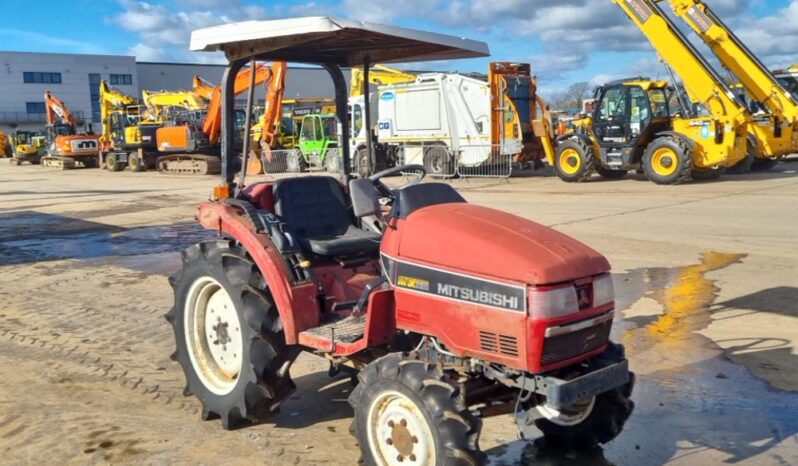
[455,144,513,178]
[259,143,514,179]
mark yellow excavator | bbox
[664,0,796,170]
[99,80,163,171]
[349,64,416,96]
[536,0,752,184]
[9,130,47,165]
[0,130,6,157]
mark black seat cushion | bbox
[393,182,466,219]
[273,176,381,257]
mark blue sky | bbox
[2,0,797,95]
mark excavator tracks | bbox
[41,156,78,170]
[156,154,221,175]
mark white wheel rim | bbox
[367,390,436,466]
[534,396,596,427]
[184,276,243,396]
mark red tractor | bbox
[167,17,634,464]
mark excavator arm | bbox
[258,61,288,149]
[664,0,798,134]
[202,63,272,146]
[192,75,217,101]
[44,90,77,129]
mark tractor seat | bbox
[273,176,381,257]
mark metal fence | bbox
[455,144,513,178]
[258,143,514,179]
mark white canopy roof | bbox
[190,16,489,65]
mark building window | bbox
[89,73,101,123]
[23,72,62,84]
[26,102,47,113]
[110,74,133,85]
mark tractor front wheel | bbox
[554,139,595,182]
[349,352,484,466]
[165,240,299,429]
[527,343,635,448]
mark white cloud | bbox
[109,0,267,63]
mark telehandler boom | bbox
[665,0,796,168]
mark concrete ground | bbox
[0,161,796,465]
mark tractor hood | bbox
[396,203,609,285]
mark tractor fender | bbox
[655,131,697,153]
[197,201,319,344]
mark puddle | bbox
[488,253,798,465]
[0,211,213,267]
[613,252,747,353]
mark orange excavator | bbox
[155,62,285,174]
[42,90,100,169]
[249,60,287,174]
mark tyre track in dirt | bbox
[0,259,339,464]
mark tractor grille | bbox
[479,331,519,357]
[541,319,612,366]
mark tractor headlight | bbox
[592,274,614,308]
[527,285,578,319]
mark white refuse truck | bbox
[348,62,549,176]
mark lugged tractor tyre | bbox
[554,139,595,182]
[349,352,485,466]
[165,240,299,429]
[642,136,692,185]
[529,343,635,448]
[595,165,627,179]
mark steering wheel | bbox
[368,164,426,198]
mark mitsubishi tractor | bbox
[167,17,635,465]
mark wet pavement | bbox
[0,163,797,465]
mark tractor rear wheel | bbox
[165,240,299,429]
[527,343,635,448]
[643,136,692,184]
[595,165,626,179]
[554,139,595,182]
[349,352,484,466]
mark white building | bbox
[0,51,338,134]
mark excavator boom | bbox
[44,90,77,128]
[349,64,416,96]
[142,89,206,120]
[258,61,288,149]
[203,63,271,146]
